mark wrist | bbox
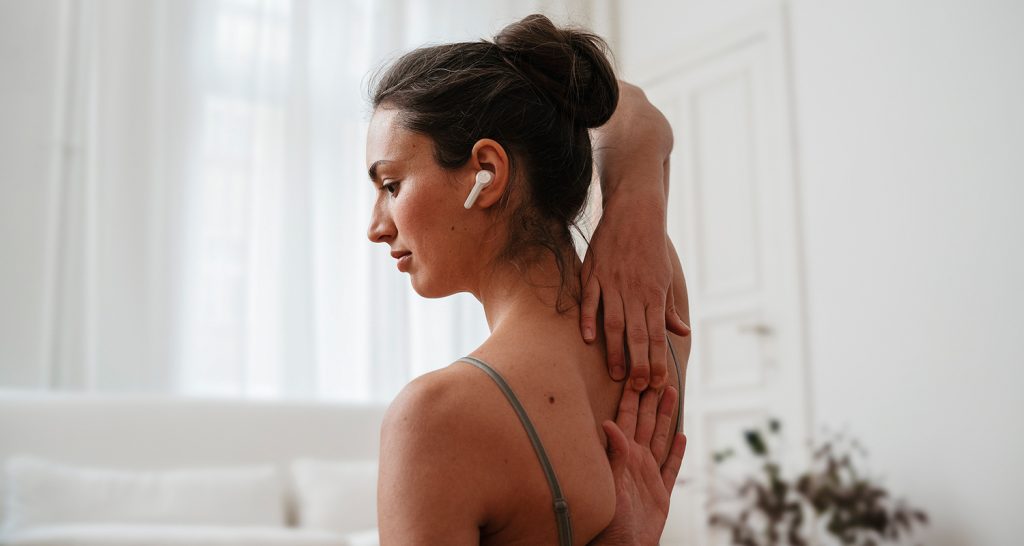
[601,183,667,224]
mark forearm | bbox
[591,80,674,205]
[579,81,685,386]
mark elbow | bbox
[617,79,674,156]
[617,79,646,101]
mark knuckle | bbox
[605,317,625,331]
[627,327,649,345]
[648,331,667,345]
[645,286,665,301]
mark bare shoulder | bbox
[382,362,503,439]
[378,363,512,543]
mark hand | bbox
[582,80,689,390]
[580,193,691,390]
[589,386,687,545]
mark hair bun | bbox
[494,14,618,128]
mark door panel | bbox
[634,9,811,545]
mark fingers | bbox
[625,299,650,391]
[634,388,660,446]
[614,385,640,441]
[610,386,688,494]
[665,284,691,337]
[649,386,678,462]
[660,433,687,492]
[603,290,627,381]
[580,255,600,344]
[602,420,629,476]
[645,302,668,389]
[666,312,691,337]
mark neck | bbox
[474,248,583,336]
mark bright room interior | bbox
[1,1,1022,544]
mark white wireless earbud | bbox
[463,170,494,209]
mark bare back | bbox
[377,245,690,545]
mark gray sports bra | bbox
[458,342,684,545]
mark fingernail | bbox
[584,326,594,342]
[612,365,625,380]
[633,377,648,391]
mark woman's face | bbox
[365,108,481,298]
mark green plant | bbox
[708,420,928,546]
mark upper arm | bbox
[377,371,490,546]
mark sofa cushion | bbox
[2,457,286,534]
[1,524,355,546]
[290,459,377,534]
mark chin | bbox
[408,274,456,299]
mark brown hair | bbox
[370,14,618,307]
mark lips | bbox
[391,250,412,272]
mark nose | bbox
[367,201,395,244]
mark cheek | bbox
[394,193,466,278]
[391,199,424,241]
[393,185,450,244]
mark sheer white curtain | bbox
[168,0,499,402]
[38,0,603,402]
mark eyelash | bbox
[382,181,400,195]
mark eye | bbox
[382,181,400,195]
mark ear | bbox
[467,138,511,209]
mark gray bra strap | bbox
[458,356,573,546]
[668,341,685,433]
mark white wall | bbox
[791,2,1024,544]
[619,0,1024,544]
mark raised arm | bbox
[591,81,674,200]
[581,80,690,392]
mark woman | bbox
[366,14,691,545]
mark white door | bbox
[633,9,812,545]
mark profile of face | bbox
[365,108,509,298]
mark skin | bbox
[583,81,690,391]
[595,386,688,545]
[367,93,692,545]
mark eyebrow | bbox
[367,160,393,184]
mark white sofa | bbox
[0,390,387,546]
